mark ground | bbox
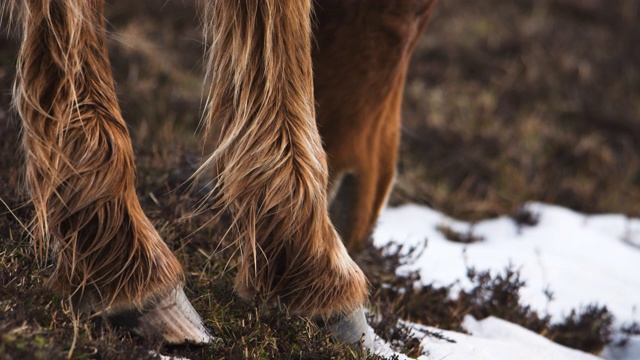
[1,0,638,359]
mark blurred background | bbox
[394,0,640,221]
[2,0,639,222]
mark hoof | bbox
[325,306,375,351]
[106,286,213,345]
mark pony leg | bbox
[200,0,370,346]
[314,0,438,253]
[13,0,209,344]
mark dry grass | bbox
[392,0,640,221]
[1,0,639,358]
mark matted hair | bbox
[197,0,368,318]
[11,0,184,309]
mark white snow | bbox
[371,202,640,360]
[418,316,602,360]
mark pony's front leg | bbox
[200,0,372,349]
[13,0,210,344]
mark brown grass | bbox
[392,0,640,221]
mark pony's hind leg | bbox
[14,0,209,344]
[314,0,438,253]
[200,0,371,347]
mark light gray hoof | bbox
[107,286,214,345]
[326,306,376,351]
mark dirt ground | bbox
[1,0,638,359]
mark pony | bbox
[4,0,436,348]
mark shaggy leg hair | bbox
[199,0,369,319]
[11,0,209,342]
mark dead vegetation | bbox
[392,0,640,221]
[361,244,618,356]
[1,0,639,358]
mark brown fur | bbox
[12,0,184,310]
[314,0,438,253]
[7,0,437,330]
[198,0,368,318]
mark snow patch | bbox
[373,202,640,360]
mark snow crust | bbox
[372,202,640,360]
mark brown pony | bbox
[4,0,436,349]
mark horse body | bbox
[6,0,436,348]
[314,1,436,253]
